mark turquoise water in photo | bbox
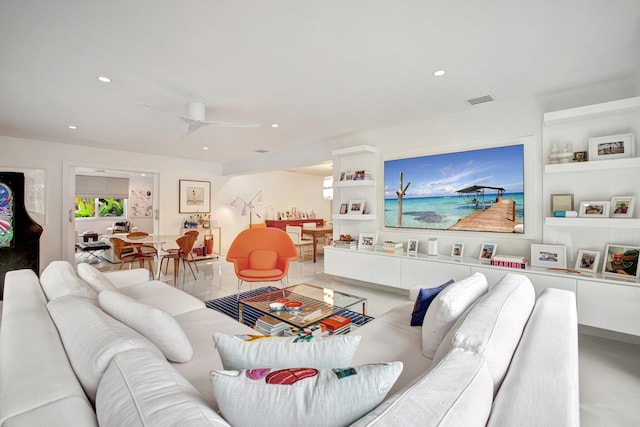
[384,192,524,230]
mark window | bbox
[75,197,126,219]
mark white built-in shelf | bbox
[544,157,640,174]
[545,217,640,228]
[543,96,640,126]
[332,214,376,221]
[331,145,377,157]
[333,179,375,188]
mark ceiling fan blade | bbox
[201,120,260,128]
[139,103,181,117]
[178,117,206,137]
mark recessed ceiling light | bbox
[202,147,209,150]
[433,70,446,77]
[271,123,279,128]
[68,125,77,130]
[97,76,112,83]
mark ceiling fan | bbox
[140,101,260,137]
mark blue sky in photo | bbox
[384,145,524,199]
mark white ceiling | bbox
[1,1,639,173]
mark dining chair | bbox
[162,230,200,274]
[285,225,313,262]
[158,234,198,284]
[126,232,158,258]
[109,237,154,277]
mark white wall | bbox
[1,137,329,269]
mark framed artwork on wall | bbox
[179,180,211,213]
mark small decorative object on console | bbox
[490,255,528,269]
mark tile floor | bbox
[83,253,640,426]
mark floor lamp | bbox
[231,190,263,227]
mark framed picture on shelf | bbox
[602,244,639,279]
[407,239,418,255]
[574,249,601,273]
[339,172,346,181]
[347,199,365,215]
[179,180,211,213]
[550,193,574,214]
[345,172,354,181]
[578,201,610,218]
[588,133,635,161]
[479,243,497,260]
[358,232,378,251]
[610,196,635,218]
[530,244,566,268]
[339,203,348,214]
[451,242,464,258]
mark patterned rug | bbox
[205,286,375,329]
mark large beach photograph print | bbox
[384,144,524,233]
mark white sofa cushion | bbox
[40,260,97,301]
[422,272,488,359]
[47,295,163,402]
[213,333,361,370]
[118,280,205,316]
[77,263,118,293]
[433,273,535,394]
[211,362,402,427]
[96,349,230,427]
[99,290,194,363]
[352,348,492,427]
[487,288,580,427]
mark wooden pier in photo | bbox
[449,198,520,232]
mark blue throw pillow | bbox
[410,279,455,326]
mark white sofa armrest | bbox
[104,269,150,288]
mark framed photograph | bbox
[610,196,635,218]
[407,239,418,255]
[588,133,635,161]
[339,203,348,214]
[358,232,378,251]
[345,172,354,181]
[550,193,574,214]
[348,199,365,215]
[602,244,640,279]
[339,171,346,181]
[578,201,610,218]
[530,244,567,268]
[573,151,588,162]
[451,242,464,258]
[479,243,497,260]
[575,249,601,273]
[179,180,210,213]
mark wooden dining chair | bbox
[109,237,154,277]
[158,234,198,284]
[286,225,313,261]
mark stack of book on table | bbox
[319,314,352,335]
[374,241,404,255]
[490,255,529,269]
[283,323,328,337]
[254,315,287,336]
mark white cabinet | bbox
[324,247,401,287]
[577,279,640,336]
[401,257,471,289]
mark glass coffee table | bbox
[238,283,367,329]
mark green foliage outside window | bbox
[75,198,96,218]
[98,198,125,217]
[75,197,126,218]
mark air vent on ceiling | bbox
[254,149,269,154]
[466,95,495,106]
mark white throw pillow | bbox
[99,290,193,363]
[211,362,402,427]
[77,263,118,293]
[47,295,163,402]
[422,272,488,359]
[213,333,361,370]
[97,349,230,427]
[40,260,97,301]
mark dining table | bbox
[301,225,333,263]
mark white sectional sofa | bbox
[0,261,579,426]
